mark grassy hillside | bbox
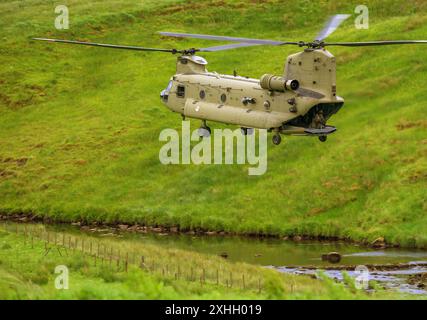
[0,0,426,247]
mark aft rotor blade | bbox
[316,14,351,41]
[33,38,182,53]
[323,40,427,47]
[159,31,298,46]
[200,42,262,52]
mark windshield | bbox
[160,80,173,102]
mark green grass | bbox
[0,0,426,248]
[1,226,407,300]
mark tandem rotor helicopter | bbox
[34,14,427,145]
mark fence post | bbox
[23,226,27,245]
[24,225,27,245]
[117,250,120,270]
[125,253,128,273]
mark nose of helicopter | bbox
[160,80,173,103]
[160,89,168,102]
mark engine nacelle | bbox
[259,74,299,92]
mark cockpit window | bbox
[177,85,185,98]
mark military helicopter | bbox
[34,14,427,145]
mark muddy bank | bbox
[0,212,404,250]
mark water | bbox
[115,231,427,294]
[74,225,427,295]
[93,229,426,267]
[3,221,427,295]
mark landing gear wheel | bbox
[319,135,327,142]
[272,134,282,145]
[198,126,211,138]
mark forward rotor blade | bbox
[159,31,298,46]
[323,40,427,47]
[316,14,351,41]
[200,42,262,52]
[33,38,181,53]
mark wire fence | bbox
[1,222,266,293]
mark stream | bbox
[117,230,427,295]
[2,221,427,295]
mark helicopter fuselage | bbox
[160,49,344,138]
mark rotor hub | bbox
[298,41,325,49]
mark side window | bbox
[177,85,185,98]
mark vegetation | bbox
[0,0,426,251]
[0,225,416,299]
